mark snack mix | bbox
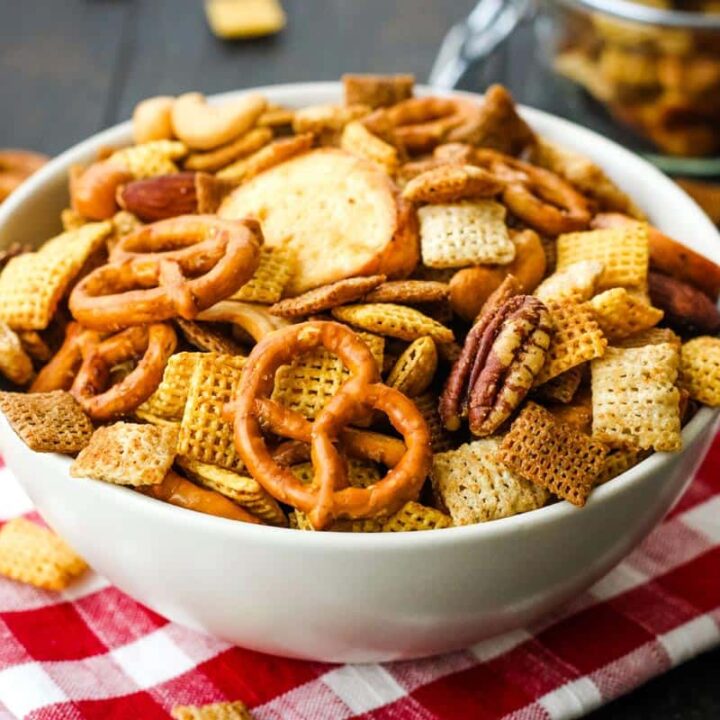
[1,74,719,564]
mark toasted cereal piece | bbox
[177,354,246,470]
[535,300,606,385]
[61,208,88,231]
[412,391,454,452]
[545,397,593,435]
[185,127,273,172]
[403,164,503,205]
[534,260,604,303]
[418,200,514,268]
[498,403,607,506]
[138,352,202,421]
[386,336,437,397]
[437,340,463,366]
[272,333,384,420]
[70,422,178,486]
[363,279,449,305]
[618,326,680,349]
[0,222,112,330]
[589,287,663,341]
[194,174,239,215]
[231,245,294,304]
[270,275,386,318]
[18,330,53,363]
[291,459,381,489]
[0,518,87,590]
[257,105,295,128]
[591,343,681,451]
[556,225,649,290]
[175,319,244,355]
[342,73,414,108]
[432,438,549,524]
[177,457,287,526]
[134,408,179,428]
[596,447,647,485]
[217,133,314,181]
[291,510,384,533]
[292,104,370,137]
[172,700,254,720]
[340,121,399,174]
[0,322,33,385]
[0,390,93,453]
[108,140,187,178]
[383,501,452,531]
[680,336,720,407]
[332,303,454,344]
[534,365,583,404]
[205,0,285,39]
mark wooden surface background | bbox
[0,1,718,718]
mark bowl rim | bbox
[0,80,718,548]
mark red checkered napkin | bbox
[0,435,718,720]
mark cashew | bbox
[132,96,175,144]
[171,92,267,150]
[449,229,546,321]
[70,162,133,221]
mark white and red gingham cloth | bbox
[0,436,718,720]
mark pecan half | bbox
[440,285,553,436]
[648,271,720,335]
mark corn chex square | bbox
[177,353,246,470]
[596,447,647,485]
[591,343,682,451]
[109,140,187,178]
[272,332,383,420]
[290,511,384,533]
[534,260,604,303]
[589,287,663,341]
[332,303,454,344]
[418,200,515,268]
[432,438,549,524]
[0,518,87,591]
[386,336,437,397]
[383,501,452,531]
[535,300,607,386]
[0,222,112,330]
[680,336,720,407]
[177,457,287,526]
[70,422,178,486]
[498,403,607,506]
[231,245,294,303]
[171,701,254,720]
[138,352,204,421]
[556,225,649,290]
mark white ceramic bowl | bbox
[1,83,718,663]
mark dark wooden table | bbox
[1,1,718,717]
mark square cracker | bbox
[0,222,111,330]
[177,354,246,470]
[0,518,87,591]
[383,501,452,531]
[679,336,720,407]
[0,390,93,453]
[272,332,383,421]
[171,701,254,720]
[432,438,549,524]
[556,225,649,290]
[588,287,663,341]
[535,300,607,385]
[498,402,607,507]
[231,245,294,304]
[71,422,178,486]
[418,200,515,268]
[591,343,681,451]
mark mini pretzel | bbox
[473,149,591,236]
[229,321,432,529]
[364,96,482,153]
[31,321,176,420]
[196,300,290,343]
[69,215,262,331]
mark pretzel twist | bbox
[473,149,591,236]
[229,321,432,529]
[69,215,262,331]
[30,321,176,421]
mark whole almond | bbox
[648,271,720,335]
[118,172,197,221]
